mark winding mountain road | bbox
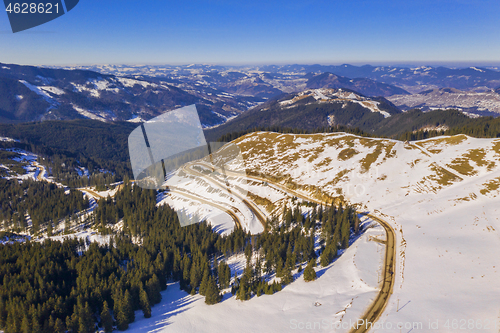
[184,162,397,332]
[181,163,268,230]
[166,185,243,229]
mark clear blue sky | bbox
[1,0,500,66]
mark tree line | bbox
[216,125,371,143]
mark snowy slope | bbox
[278,88,392,117]
[128,217,386,333]
[232,132,500,332]
[134,132,500,332]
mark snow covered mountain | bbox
[388,87,500,117]
[205,88,402,140]
[145,131,500,332]
[0,63,248,126]
[261,64,500,93]
[58,63,500,97]
[305,72,409,97]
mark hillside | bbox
[0,120,136,178]
[233,132,500,332]
[125,131,500,332]
[205,87,500,141]
[205,88,401,141]
[0,62,247,127]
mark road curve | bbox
[181,163,268,231]
[349,212,396,333]
[166,186,243,230]
[189,163,397,332]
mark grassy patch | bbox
[418,134,468,148]
[377,174,387,181]
[454,193,478,202]
[360,147,383,173]
[316,157,332,168]
[337,148,358,161]
[447,158,477,176]
[427,149,442,154]
[493,140,500,157]
[480,177,500,196]
[245,191,276,213]
[383,143,397,159]
[359,137,380,148]
[408,158,422,168]
[464,148,496,171]
[325,169,352,187]
[403,144,419,151]
[430,163,462,186]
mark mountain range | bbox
[0,62,250,126]
[2,62,500,131]
[65,63,500,93]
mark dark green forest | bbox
[0,179,88,235]
[399,112,500,140]
[0,120,136,181]
[0,180,360,332]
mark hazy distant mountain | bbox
[387,87,500,117]
[261,64,500,93]
[64,63,500,96]
[305,72,409,97]
[0,63,247,126]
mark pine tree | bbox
[0,298,6,328]
[123,290,135,323]
[303,259,317,282]
[199,268,210,296]
[320,239,337,267]
[354,214,360,234]
[139,286,151,318]
[115,296,129,331]
[281,264,293,285]
[100,301,113,333]
[78,301,94,333]
[146,274,162,304]
[217,261,231,289]
[189,260,201,291]
[236,277,250,301]
[54,318,65,333]
[66,314,77,333]
[254,256,263,280]
[320,246,331,267]
[205,276,222,305]
[244,242,252,262]
[21,314,30,333]
[341,216,350,249]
